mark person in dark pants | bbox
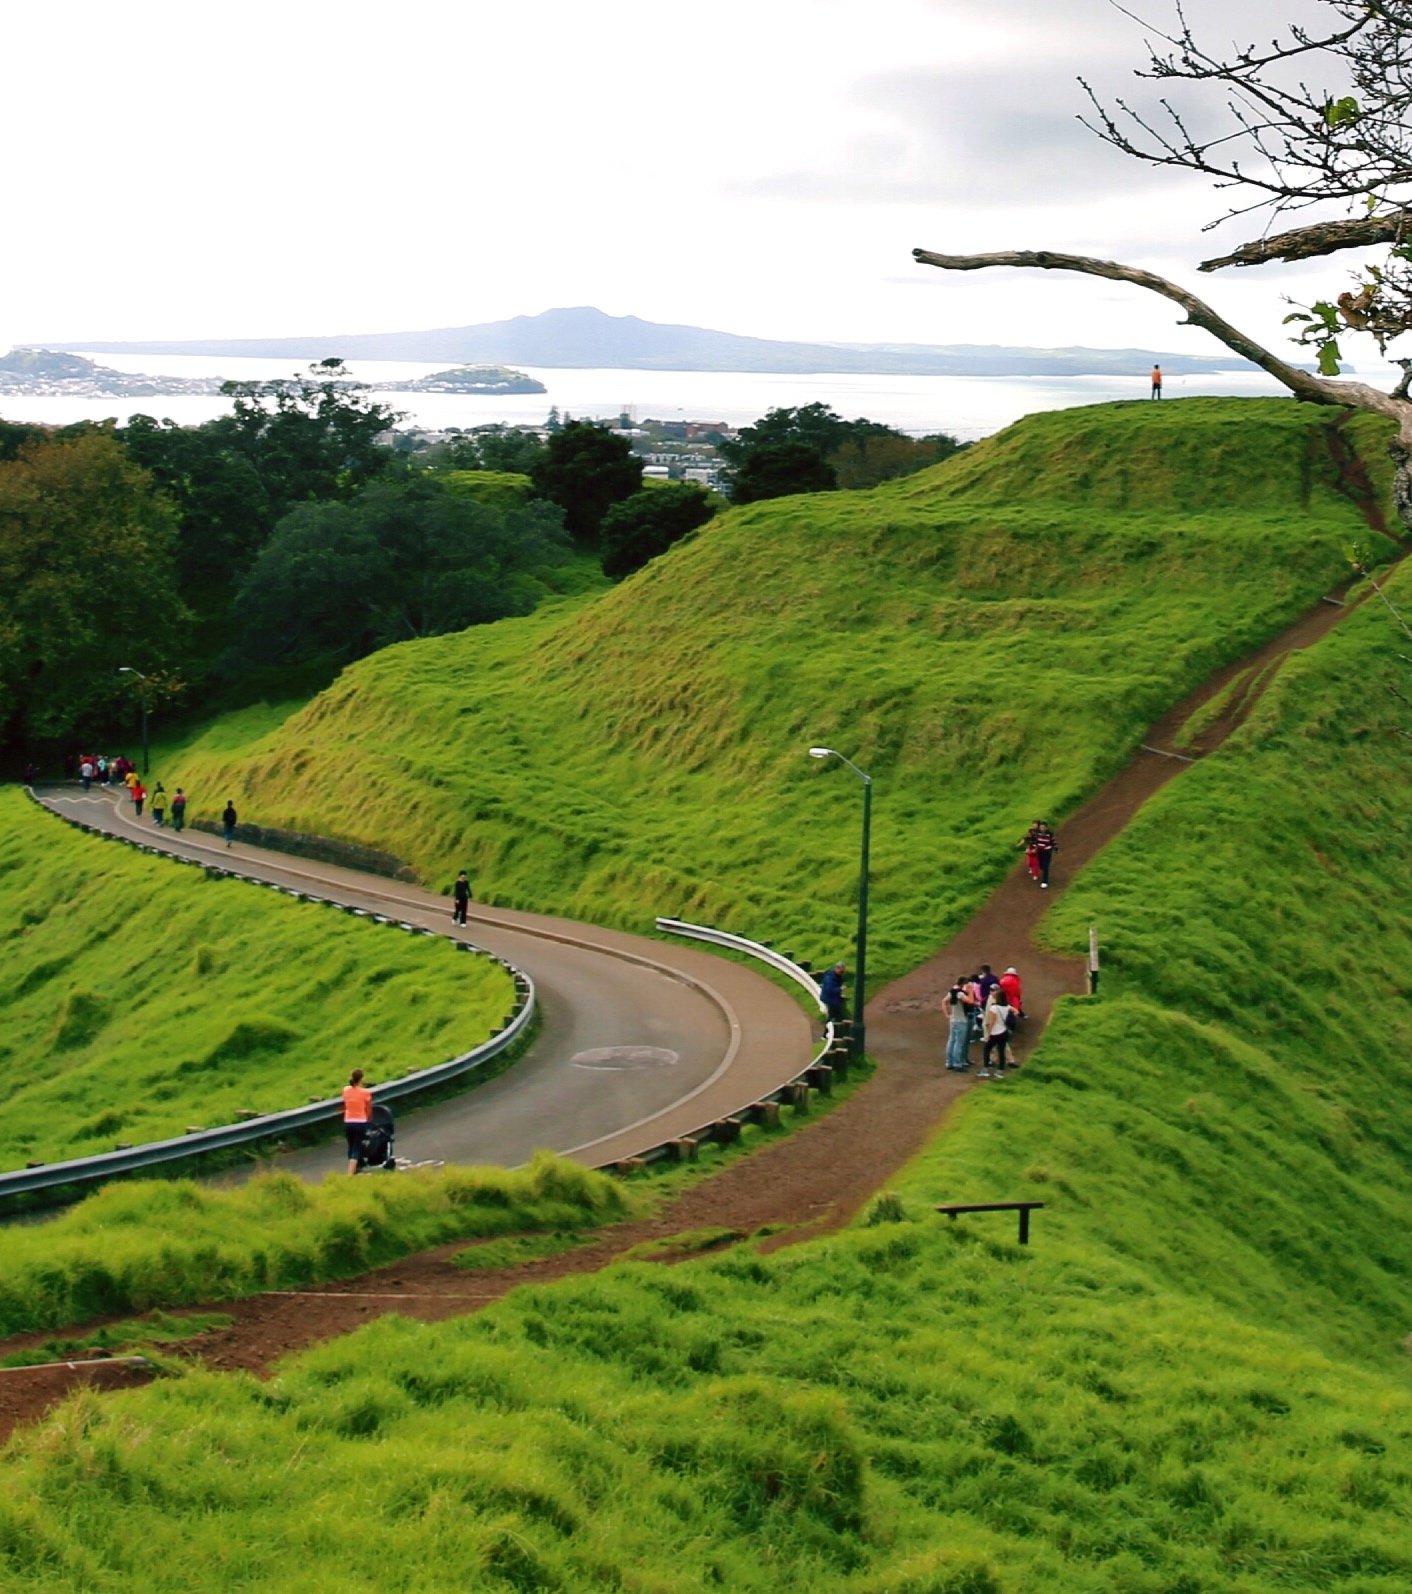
[171,788,187,831]
[819,962,848,1026]
[1150,363,1163,398]
[1032,822,1057,888]
[342,1068,374,1175]
[222,800,238,847]
[452,870,472,925]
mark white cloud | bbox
[0,0,1355,357]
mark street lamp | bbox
[809,746,871,1058]
[117,667,150,775]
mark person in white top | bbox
[981,990,1014,1074]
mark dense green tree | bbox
[830,430,965,489]
[720,402,893,469]
[233,475,571,669]
[0,432,187,746]
[121,360,400,594]
[436,425,547,475]
[728,441,838,504]
[721,402,957,501]
[529,420,643,546]
[599,484,718,579]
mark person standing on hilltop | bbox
[452,870,472,926]
[1150,363,1163,399]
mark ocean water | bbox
[2,350,1393,443]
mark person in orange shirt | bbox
[342,1068,374,1174]
[1150,364,1163,399]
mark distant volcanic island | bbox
[378,365,546,395]
[0,349,545,398]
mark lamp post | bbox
[117,667,150,775]
[809,746,871,1058]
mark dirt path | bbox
[0,573,1386,1442]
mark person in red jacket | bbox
[999,966,1023,1015]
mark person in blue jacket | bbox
[819,962,848,1025]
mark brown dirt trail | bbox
[0,567,1390,1441]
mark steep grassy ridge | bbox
[165,401,1395,984]
[0,793,513,1165]
[5,502,1411,1591]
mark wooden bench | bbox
[936,1200,1045,1245]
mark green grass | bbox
[156,400,1396,986]
[0,791,515,1165]
[0,1310,235,1367]
[0,1155,635,1335]
[4,399,1412,1590]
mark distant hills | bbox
[51,305,1255,378]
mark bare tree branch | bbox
[1199,211,1412,272]
[910,245,1412,445]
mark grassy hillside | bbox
[0,793,514,1166]
[161,400,1396,985]
[5,572,1412,1588]
[3,399,1411,1589]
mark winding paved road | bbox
[36,788,815,1176]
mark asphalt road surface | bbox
[36,787,816,1177]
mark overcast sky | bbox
[5,0,1351,357]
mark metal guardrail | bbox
[5,791,536,1201]
[626,916,843,1166]
[655,915,833,1030]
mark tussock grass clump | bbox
[0,791,513,1165]
[0,1154,634,1335]
[162,401,1395,983]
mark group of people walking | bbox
[943,964,1024,1076]
[72,755,239,845]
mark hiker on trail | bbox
[976,964,1000,1004]
[999,966,1024,1017]
[170,788,187,832]
[1018,820,1043,883]
[221,800,238,847]
[819,962,848,1026]
[942,976,973,1071]
[79,759,94,792]
[452,870,472,926]
[132,779,146,817]
[981,989,1015,1074]
[1151,364,1163,398]
[1032,822,1057,888]
[150,784,166,826]
[343,1067,374,1175]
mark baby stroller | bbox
[357,1103,397,1173]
